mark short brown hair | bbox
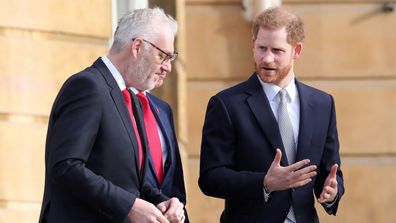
[252,6,305,45]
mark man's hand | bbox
[318,164,338,204]
[157,197,185,223]
[128,198,169,223]
[264,149,317,192]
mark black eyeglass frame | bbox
[132,38,178,64]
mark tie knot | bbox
[137,92,149,107]
[122,89,131,104]
[279,89,288,103]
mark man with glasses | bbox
[140,39,178,64]
[39,7,186,223]
[126,17,189,223]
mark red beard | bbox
[256,61,292,86]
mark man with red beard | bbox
[199,6,344,223]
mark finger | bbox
[175,207,184,219]
[283,164,316,190]
[168,211,184,223]
[289,165,316,185]
[318,185,336,203]
[164,208,178,219]
[157,202,167,213]
[289,159,312,172]
[318,194,330,203]
[329,164,338,179]
[290,177,312,188]
[318,188,329,203]
[156,213,170,223]
[273,149,282,166]
[163,198,182,218]
[329,177,338,189]
[295,164,317,175]
[181,214,186,223]
[295,167,317,181]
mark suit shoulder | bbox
[215,79,252,99]
[147,93,172,111]
[61,65,105,91]
[54,66,107,107]
[147,93,168,105]
[298,81,332,97]
[297,81,335,108]
[66,66,102,83]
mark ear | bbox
[293,42,303,59]
[252,37,256,50]
[130,38,143,58]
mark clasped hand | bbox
[128,197,185,223]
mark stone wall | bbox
[184,0,396,223]
[1,0,396,222]
[0,0,111,221]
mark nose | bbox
[261,51,274,64]
[161,60,172,73]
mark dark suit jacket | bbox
[39,58,166,223]
[144,93,189,222]
[199,74,344,223]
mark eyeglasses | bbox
[133,38,178,64]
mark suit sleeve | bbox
[314,95,345,215]
[167,105,190,222]
[165,104,187,204]
[47,75,135,222]
[199,95,266,202]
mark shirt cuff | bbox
[263,187,271,203]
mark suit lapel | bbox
[130,92,149,183]
[245,75,289,166]
[295,81,314,162]
[93,59,142,179]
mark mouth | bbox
[261,67,277,72]
[259,62,277,71]
[156,73,166,80]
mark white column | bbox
[242,0,282,21]
[129,0,148,10]
[109,0,149,46]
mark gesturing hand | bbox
[263,149,317,192]
[318,164,338,204]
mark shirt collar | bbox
[101,55,126,90]
[257,74,298,103]
[101,56,150,96]
[129,87,143,95]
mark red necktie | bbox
[137,92,164,184]
[122,89,143,169]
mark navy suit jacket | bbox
[145,93,189,222]
[39,58,166,223]
[199,74,344,223]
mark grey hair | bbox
[110,7,178,53]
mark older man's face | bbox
[133,31,175,91]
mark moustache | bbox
[258,63,277,70]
